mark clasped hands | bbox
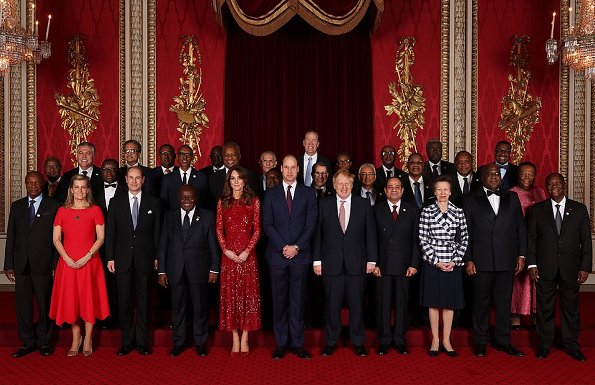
[437,261,456,272]
[63,253,92,269]
[225,249,249,263]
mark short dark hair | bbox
[124,139,142,153]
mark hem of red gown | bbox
[218,324,262,332]
[51,314,110,326]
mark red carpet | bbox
[1,346,593,384]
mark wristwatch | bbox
[294,245,300,252]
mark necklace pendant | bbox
[75,215,80,221]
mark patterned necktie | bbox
[286,185,293,215]
[305,157,313,187]
[414,182,423,208]
[339,200,346,233]
[182,172,187,184]
[432,164,439,179]
[28,199,36,225]
[131,196,139,229]
[81,170,88,177]
[182,212,191,239]
[463,177,470,194]
[555,204,563,235]
[392,204,398,222]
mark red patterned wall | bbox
[478,0,559,187]
[372,0,442,169]
[36,0,120,170]
[156,0,226,168]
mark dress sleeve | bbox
[53,207,63,227]
[215,199,227,251]
[93,205,105,225]
[244,197,261,254]
[418,208,437,265]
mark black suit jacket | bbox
[374,166,407,191]
[313,195,378,276]
[55,166,102,203]
[476,163,519,192]
[297,153,333,186]
[449,172,482,207]
[161,168,210,212]
[527,198,592,281]
[462,189,527,272]
[402,175,435,208]
[4,196,61,274]
[374,200,421,275]
[158,208,220,285]
[94,182,127,218]
[422,160,456,183]
[105,193,161,274]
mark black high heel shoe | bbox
[440,344,458,357]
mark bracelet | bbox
[88,250,95,256]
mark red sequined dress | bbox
[216,197,261,331]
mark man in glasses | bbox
[119,139,152,193]
[476,140,518,192]
[311,162,333,200]
[257,151,277,196]
[374,145,407,192]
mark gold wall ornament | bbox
[55,34,101,167]
[384,36,426,168]
[169,35,209,163]
[497,35,542,165]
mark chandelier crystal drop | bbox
[562,0,595,79]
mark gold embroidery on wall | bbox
[55,35,101,167]
[498,36,542,165]
[385,36,426,168]
[169,35,209,163]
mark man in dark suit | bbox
[313,170,378,357]
[256,150,277,197]
[262,155,318,360]
[356,163,386,206]
[106,166,161,356]
[423,138,456,183]
[4,171,60,358]
[118,140,152,194]
[297,130,332,187]
[208,142,257,203]
[198,145,224,175]
[95,159,127,214]
[373,176,420,355]
[311,162,334,197]
[527,173,592,362]
[158,185,220,357]
[55,142,102,202]
[402,153,434,209]
[462,163,526,357]
[149,143,176,198]
[42,156,62,198]
[449,151,481,206]
[374,145,407,192]
[476,140,518,192]
[161,145,210,212]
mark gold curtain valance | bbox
[213,0,384,36]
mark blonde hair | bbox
[64,174,96,208]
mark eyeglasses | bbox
[260,159,275,164]
[160,151,174,156]
[382,151,396,156]
[124,149,139,154]
[314,171,328,176]
[485,171,501,177]
[359,173,375,177]
[337,159,351,164]
[101,167,117,172]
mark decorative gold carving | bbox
[560,0,570,178]
[26,0,36,171]
[497,36,542,165]
[119,0,126,164]
[55,35,101,167]
[471,0,478,163]
[452,0,467,153]
[169,35,210,162]
[440,0,450,158]
[147,0,156,168]
[0,78,4,232]
[10,63,23,204]
[385,36,426,167]
[573,69,585,201]
[591,81,595,231]
[129,0,144,157]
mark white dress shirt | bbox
[282,180,296,200]
[551,196,567,219]
[457,172,473,193]
[104,181,118,209]
[409,176,425,201]
[483,187,500,215]
[428,161,442,175]
[79,166,94,176]
[161,166,174,174]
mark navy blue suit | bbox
[262,183,318,348]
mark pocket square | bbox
[148,210,153,214]
[36,213,41,217]
[195,216,200,222]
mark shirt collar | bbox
[386,199,401,209]
[282,180,297,190]
[128,191,142,200]
[551,196,567,209]
[336,194,352,203]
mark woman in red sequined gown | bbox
[49,175,110,356]
[509,162,546,328]
[216,166,261,356]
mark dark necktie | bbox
[164,168,171,174]
[432,164,439,179]
[105,183,117,188]
[463,177,470,194]
[386,170,392,179]
[182,172,188,184]
[366,191,372,205]
[28,199,35,225]
[316,188,323,200]
[391,204,398,222]
[81,170,88,177]
[499,164,509,170]
[414,182,423,208]
[555,204,563,235]
[487,189,500,196]
[286,185,293,215]
[182,212,191,239]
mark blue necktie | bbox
[414,182,423,208]
[131,196,139,229]
[305,157,313,187]
[28,199,35,225]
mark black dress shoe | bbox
[440,345,458,357]
[39,345,52,356]
[12,345,37,358]
[169,346,185,357]
[377,345,389,355]
[291,347,311,359]
[536,347,550,359]
[428,349,439,357]
[354,345,368,357]
[321,345,336,357]
[117,345,135,356]
[272,347,286,359]
[196,345,208,357]
[493,344,524,357]
[137,345,151,355]
[567,349,586,362]
[474,344,487,357]
[394,344,409,355]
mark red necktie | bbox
[392,204,398,222]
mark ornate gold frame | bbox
[440,0,450,158]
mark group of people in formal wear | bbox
[3,131,592,362]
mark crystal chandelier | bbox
[562,0,595,79]
[0,0,51,76]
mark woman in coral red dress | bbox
[216,165,261,356]
[50,175,110,356]
[509,162,546,328]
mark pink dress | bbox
[216,197,262,331]
[509,186,547,315]
[49,206,110,325]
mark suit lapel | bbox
[476,193,496,223]
[136,196,149,229]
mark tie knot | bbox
[392,204,397,211]
[498,164,508,170]
[30,199,35,204]
[463,177,468,181]
[556,204,560,209]
[340,200,346,204]
[433,164,438,170]
[414,182,420,186]
[105,183,116,188]
[287,185,292,191]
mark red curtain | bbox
[36,0,120,170]
[223,14,374,172]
